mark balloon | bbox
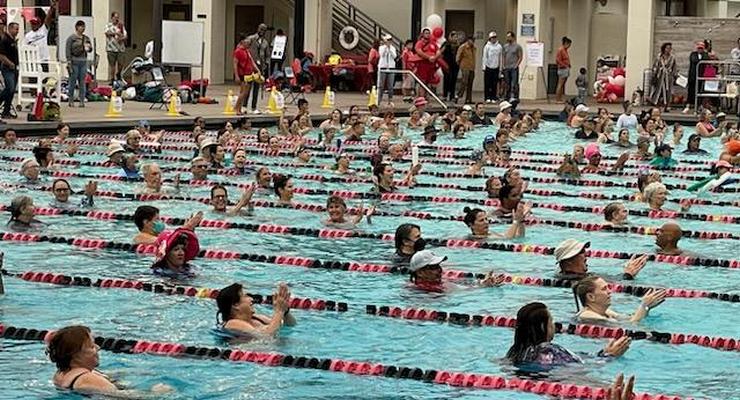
[612,67,626,77]
[436,36,445,47]
[432,27,444,39]
[613,75,626,87]
[426,14,443,29]
[607,76,616,85]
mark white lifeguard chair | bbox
[16,45,62,109]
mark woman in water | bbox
[682,134,709,155]
[150,228,200,278]
[603,202,628,226]
[695,111,718,137]
[18,158,42,184]
[613,129,633,148]
[256,128,271,144]
[465,151,486,176]
[687,160,737,192]
[255,167,272,189]
[373,162,421,193]
[328,153,354,175]
[505,302,631,368]
[485,176,503,199]
[392,223,424,266]
[649,144,678,168]
[324,195,373,228]
[273,174,294,205]
[573,275,667,323]
[319,108,344,130]
[216,282,296,338]
[556,154,581,178]
[7,195,43,231]
[463,204,530,239]
[48,325,172,395]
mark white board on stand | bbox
[161,20,204,66]
[525,42,544,68]
[57,15,95,63]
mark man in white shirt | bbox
[377,34,398,105]
[104,11,127,82]
[482,31,503,103]
[615,101,638,131]
[24,3,55,72]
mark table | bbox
[308,64,370,92]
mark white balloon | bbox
[426,14,443,29]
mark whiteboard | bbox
[57,16,95,63]
[526,41,544,67]
[162,20,204,66]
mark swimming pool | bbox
[0,120,738,399]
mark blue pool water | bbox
[0,120,738,399]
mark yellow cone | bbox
[366,85,378,107]
[104,92,123,117]
[166,89,180,116]
[321,86,335,108]
[223,89,236,115]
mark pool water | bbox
[0,120,738,399]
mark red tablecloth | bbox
[308,64,370,91]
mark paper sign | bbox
[522,13,535,25]
[520,25,535,37]
[272,35,286,60]
[526,41,544,67]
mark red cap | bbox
[29,17,41,25]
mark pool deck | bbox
[6,84,737,135]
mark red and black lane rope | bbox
[0,324,689,400]
[13,168,740,225]
[5,270,740,353]
[1,231,738,302]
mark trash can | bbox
[547,64,558,94]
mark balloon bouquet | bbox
[595,67,626,103]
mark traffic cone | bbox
[33,92,44,120]
[366,85,378,107]
[267,86,283,114]
[166,89,180,116]
[104,92,123,117]
[223,89,236,115]
[321,86,335,108]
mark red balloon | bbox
[432,27,444,39]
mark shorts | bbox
[107,51,125,67]
[557,68,570,78]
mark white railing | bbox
[693,60,740,112]
[375,69,448,110]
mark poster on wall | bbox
[522,13,535,25]
[520,25,535,37]
[525,41,544,67]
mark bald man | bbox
[655,222,696,256]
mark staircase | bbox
[331,0,404,56]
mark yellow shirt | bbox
[327,54,342,65]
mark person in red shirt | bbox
[413,28,443,98]
[555,36,572,102]
[367,39,380,90]
[232,35,259,115]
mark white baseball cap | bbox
[409,250,447,272]
[554,239,590,263]
[489,31,497,38]
[499,101,512,111]
[382,34,392,41]
[575,104,589,113]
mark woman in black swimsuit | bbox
[216,282,296,337]
[48,325,172,395]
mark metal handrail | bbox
[375,69,448,110]
[693,59,740,111]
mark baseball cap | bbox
[409,250,447,272]
[29,17,41,25]
[462,104,473,112]
[488,31,497,38]
[554,239,590,263]
[575,104,589,113]
[716,112,726,118]
[483,135,496,145]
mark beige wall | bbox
[625,0,657,96]
[349,0,411,40]
[589,0,627,82]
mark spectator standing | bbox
[0,22,20,118]
[269,28,287,76]
[502,31,523,102]
[683,41,707,114]
[24,3,56,73]
[368,39,380,91]
[65,20,93,108]
[482,31,503,103]
[104,11,127,82]
[456,36,476,104]
[401,39,415,100]
[377,34,398,105]
[648,42,677,112]
[233,35,258,115]
[575,67,588,104]
[441,31,459,102]
[246,23,270,114]
[555,36,572,102]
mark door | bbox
[235,6,264,47]
[445,10,474,41]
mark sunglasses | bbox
[193,165,208,169]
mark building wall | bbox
[349,0,411,40]
[589,0,628,75]
[653,17,740,74]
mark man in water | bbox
[554,239,649,281]
[655,222,696,257]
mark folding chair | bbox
[17,46,62,110]
[147,66,173,110]
[282,65,306,105]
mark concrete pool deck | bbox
[5,83,737,135]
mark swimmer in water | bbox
[655,221,698,257]
[150,228,200,278]
[602,202,628,226]
[210,184,255,216]
[463,204,530,239]
[49,179,96,209]
[216,282,296,338]
[132,206,202,245]
[6,195,44,231]
[554,239,649,281]
[323,195,373,228]
[408,250,506,292]
[273,174,295,205]
[505,302,631,368]
[573,275,666,323]
[255,167,272,189]
[48,325,172,395]
[642,182,691,212]
[139,163,180,194]
[18,158,42,184]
